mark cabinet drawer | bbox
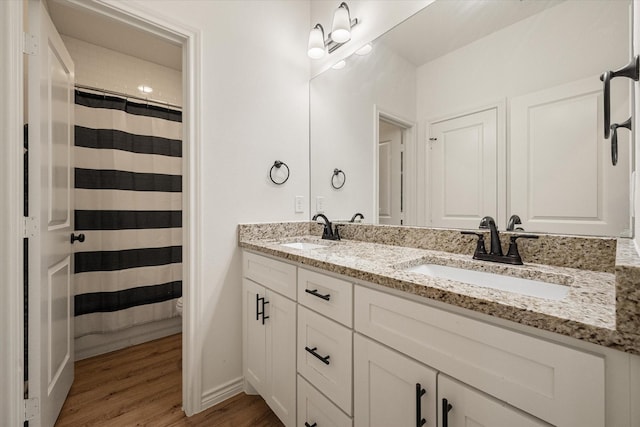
[298,268,353,327]
[354,285,604,427]
[298,306,353,414]
[243,252,297,299]
[298,375,352,427]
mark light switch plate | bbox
[316,196,325,213]
[295,196,305,213]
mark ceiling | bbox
[380,0,564,67]
[46,0,182,71]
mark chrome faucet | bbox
[461,216,538,265]
[312,214,341,240]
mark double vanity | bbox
[239,221,640,427]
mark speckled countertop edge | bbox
[238,224,640,355]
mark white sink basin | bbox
[280,242,327,250]
[406,264,569,301]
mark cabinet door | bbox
[354,334,437,427]
[438,375,548,427]
[298,375,352,427]
[427,108,498,229]
[265,290,297,427]
[244,278,267,395]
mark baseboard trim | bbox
[75,317,182,360]
[201,377,244,411]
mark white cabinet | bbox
[298,375,352,427]
[438,375,547,427]
[242,253,296,427]
[354,334,437,427]
[297,305,353,414]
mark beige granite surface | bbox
[238,222,640,355]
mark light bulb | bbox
[332,60,346,70]
[307,24,326,59]
[331,3,351,43]
[355,43,372,56]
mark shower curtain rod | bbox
[75,84,182,110]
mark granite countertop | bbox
[239,226,640,355]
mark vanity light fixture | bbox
[355,43,372,56]
[332,60,346,70]
[331,2,352,43]
[307,2,359,59]
[307,24,326,59]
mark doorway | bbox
[23,0,198,424]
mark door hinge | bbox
[23,217,37,238]
[23,32,37,55]
[24,397,39,421]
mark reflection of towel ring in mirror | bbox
[331,168,346,189]
[269,160,290,185]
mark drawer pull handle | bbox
[442,398,453,427]
[304,423,317,427]
[305,288,331,301]
[416,383,426,426]
[305,346,330,365]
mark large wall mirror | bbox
[310,0,633,237]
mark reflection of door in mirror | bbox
[378,119,404,225]
[426,108,499,229]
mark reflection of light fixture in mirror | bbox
[331,2,352,43]
[332,60,346,70]
[308,24,326,59]
[307,2,359,59]
[137,85,153,94]
[355,43,372,56]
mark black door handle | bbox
[70,233,85,244]
[256,294,269,324]
[416,383,426,427]
[600,56,639,139]
[305,288,331,301]
[610,117,632,166]
[304,423,317,427]
[304,346,330,365]
[442,398,453,427]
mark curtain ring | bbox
[331,168,346,189]
[269,160,290,185]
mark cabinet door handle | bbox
[261,299,269,325]
[304,423,317,427]
[255,294,260,321]
[416,383,426,427]
[442,398,453,427]
[304,346,330,365]
[305,288,331,301]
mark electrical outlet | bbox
[295,196,304,213]
[316,196,325,213]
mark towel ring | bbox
[331,168,346,189]
[269,160,290,185]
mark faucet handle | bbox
[461,231,487,256]
[333,224,342,241]
[506,234,539,263]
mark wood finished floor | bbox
[55,333,284,427]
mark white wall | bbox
[113,0,311,409]
[309,0,432,77]
[310,42,416,221]
[61,35,182,106]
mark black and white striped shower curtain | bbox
[73,90,182,337]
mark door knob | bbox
[70,233,85,244]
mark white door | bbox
[428,108,498,229]
[265,290,296,427]
[438,375,547,427]
[354,334,437,427]
[510,76,630,236]
[378,120,403,225]
[243,278,267,396]
[27,1,75,426]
